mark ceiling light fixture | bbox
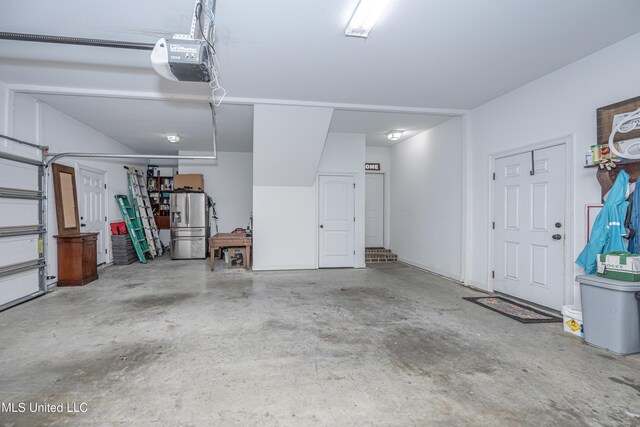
[166,134,181,144]
[345,0,393,38]
[386,130,403,141]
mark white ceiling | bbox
[33,95,254,153]
[1,0,640,153]
[330,110,450,146]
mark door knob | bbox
[319,225,324,228]
[552,234,562,240]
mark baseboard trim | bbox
[397,257,462,283]
[252,265,318,271]
[464,280,490,293]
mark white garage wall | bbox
[465,32,640,305]
[253,132,367,270]
[318,133,366,268]
[253,104,334,187]
[9,92,137,285]
[178,151,253,235]
[252,104,334,270]
[253,185,318,270]
[391,117,464,281]
[365,146,391,248]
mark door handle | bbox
[552,234,562,240]
[319,225,324,228]
[81,223,87,227]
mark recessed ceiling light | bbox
[346,0,393,38]
[386,130,403,141]
[166,134,181,144]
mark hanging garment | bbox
[629,183,640,253]
[576,170,630,274]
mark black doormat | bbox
[463,296,562,324]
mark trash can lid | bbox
[576,275,640,292]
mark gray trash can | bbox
[576,275,640,355]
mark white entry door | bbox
[77,166,107,265]
[365,173,384,248]
[493,144,566,310]
[319,175,355,268]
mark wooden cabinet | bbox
[54,233,99,286]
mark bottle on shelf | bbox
[585,150,594,166]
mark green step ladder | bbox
[115,195,151,264]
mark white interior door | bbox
[493,145,566,310]
[365,173,384,248]
[319,175,355,268]
[78,166,107,265]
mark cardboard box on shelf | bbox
[228,247,246,268]
[174,174,204,191]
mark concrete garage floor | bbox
[1,259,639,426]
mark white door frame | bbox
[487,135,575,306]
[365,171,385,248]
[75,163,109,265]
[317,172,358,268]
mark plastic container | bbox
[577,275,640,355]
[585,150,594,166]
[561,305,583,337]
[110,222,127,235]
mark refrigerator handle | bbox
[185,194,190,227]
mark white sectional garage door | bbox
[0,137,47,311]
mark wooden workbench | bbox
[209,233,252,271]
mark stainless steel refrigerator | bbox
[170,192,209,259]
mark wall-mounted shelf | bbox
[589,159,640,202]
[584,158,640,169]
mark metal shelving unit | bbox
[0,134,48,311]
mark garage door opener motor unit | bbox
[151,38,212,82]
[151,0,217,83]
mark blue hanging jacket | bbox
[629,182,640,253]
[576,170,630,274]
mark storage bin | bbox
[110,222,127,235]
[577,275,640,355]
